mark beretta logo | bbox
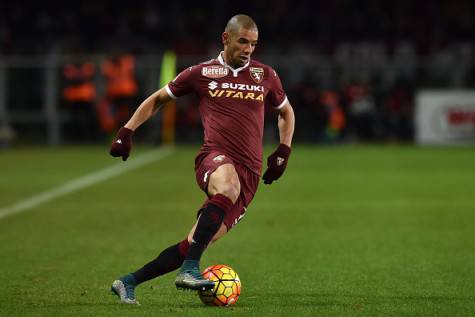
[202,66,229,78]
[249,67,264,83]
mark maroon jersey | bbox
[166,53,288,175]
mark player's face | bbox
[223,28,258,68]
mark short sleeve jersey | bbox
[166,53,288,175]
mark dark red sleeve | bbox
[166,66,198,99]
[266,68,288,109]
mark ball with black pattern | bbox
[198,264,241,306]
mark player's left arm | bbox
[262,67,295,184]
[262,100,295,185]
[277,101,295,147]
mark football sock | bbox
[132,239,190,284]
[185,194,233,262]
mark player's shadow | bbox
[260,292,473,307]
[345,293,473,304]
[255,292,351,308]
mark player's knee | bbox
[216,179,240,204]
[209,165,241,204]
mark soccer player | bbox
[110,14,295,304]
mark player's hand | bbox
[109,127,134,161]
[262,144,291,185]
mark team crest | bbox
[213,154,226,163]
[249,67,264,83]
[202,66,229,79]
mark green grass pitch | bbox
[0,145,474,316]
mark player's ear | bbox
[222,32,230,46]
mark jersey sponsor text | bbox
[207,81,264,101]
[202,66,229,78]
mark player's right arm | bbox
[109,87,172,161]
[121,65,196,132]
[109,65,197,161]
[124,87,172,131]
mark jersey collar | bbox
[217,52,250,77]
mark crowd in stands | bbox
[1,1,474,143]
[1,0,474,55]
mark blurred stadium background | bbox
[0,1,474,316]
[0,0,474,146]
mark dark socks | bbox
[132,239,190,284]
[130,194,234,284]
[185,194,233,262]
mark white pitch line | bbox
[0,146,173,221]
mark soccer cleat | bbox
[175,260,215,291]
[111,274,140,305]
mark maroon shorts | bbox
[195,151,260,230]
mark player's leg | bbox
[175,163,239,290]
[187,219,228,246]
[111,238,189,305]
[111,236,190,302]
[111,221,228,304]
[112,158,240,301]
[111,222,227,304]
[186,163,240,260]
